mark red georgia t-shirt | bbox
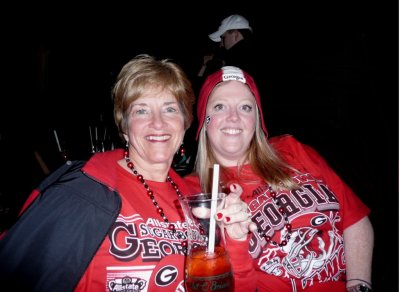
[184,135,370,292]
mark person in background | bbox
[0,55,255,292]
[197,14,257,81]
[185,66,374,292]
[191,13,261,174]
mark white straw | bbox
[208,164,220,254]
[53,130,62,152]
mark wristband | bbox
[346,283,373,292]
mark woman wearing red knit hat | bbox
[185,66,374,292]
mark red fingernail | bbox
[232,184,237,190]
[225,217,231,222]
[217,213,223,219]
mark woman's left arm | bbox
[216,183,258,292]
[343,216,374,290]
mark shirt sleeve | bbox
[271,135,370,229]
[226,236,257,292]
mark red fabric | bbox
[225,237,257,292]
[18,189,40,216]
[270,135,370,229]
[75,150,191,291]
[256,275,346,291]
[183,174,202,193]
[184,135,370,291]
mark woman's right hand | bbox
[216,183,257,241]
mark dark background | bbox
[0,2,398,291]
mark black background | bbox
[0,2,398,291]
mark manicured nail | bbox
[225,217,231,222]
[217,213,223,219]
[232,184,237,190]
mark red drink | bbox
[180,193,234,291]
[185,246,234,292]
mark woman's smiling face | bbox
[205,80,256,166]
[124,86,185,167]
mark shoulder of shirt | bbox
[268,134,300,148]
[268,134,315,163]
[182,173,201,193]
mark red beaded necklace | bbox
[124,149,186,249]
[256,186,293,247]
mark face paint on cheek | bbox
[205,115,211,126]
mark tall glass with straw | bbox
[179,164,234,292]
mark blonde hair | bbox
[194,106,298,192]
[112,54,195,139]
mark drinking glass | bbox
[179,193,234,292]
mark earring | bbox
[177,143,185,157]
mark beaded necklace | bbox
[256,186,293,247]
[124,149,187,248]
